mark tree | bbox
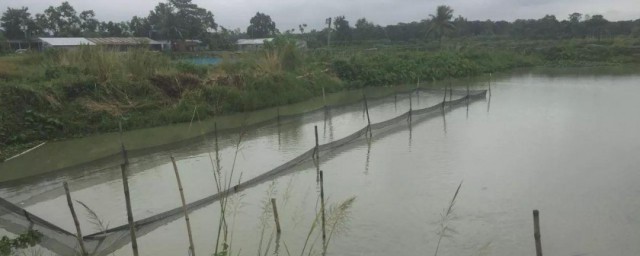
[584,14,609,40]
[146,0,217,40]
[207,26,238,50]
[79,10,99,36]
[569,13,582,23]
[427,5,455,47]
[567,13,585,38]
[169,0,217,38]
[0,7,37,39]
[632,20,640,38]
[298,23,307,34]
[37,2,82,36]
[247,12,277,38]
[534,15,560,39]
[333,16,352,42]
[0,32,9,53]
[353,18,385,41]
[129,16,151,37]
[99,21,129,37]
[148,2,177,39]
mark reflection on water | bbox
[2,67,640,256]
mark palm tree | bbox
[427,5,455,48]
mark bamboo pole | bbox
[271,198,281,234]
[363,93,372,138]
[63,182,88,256]
[120,144,129,165]
[319,170,327,249]
[121,164,139,256]
[274,233,281,255]
[533,210,543,256]
[171,156,196,256]
[4,142,46,162]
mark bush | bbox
[329,49,538,87]
[176,61,210,77]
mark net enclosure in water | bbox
[0,88,486,255]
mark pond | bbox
[1,67,640,256]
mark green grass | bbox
[1,37,639,161]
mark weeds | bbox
[75,201,110,235]
[0,230,42,256]
[433,181,463,256]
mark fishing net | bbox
[0,89,486,255]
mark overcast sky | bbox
[2,0,639,31]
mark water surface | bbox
[2,68,640,256]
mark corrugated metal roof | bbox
[39,37,95,46]
[87,37,161,45]
[237,38,274,45]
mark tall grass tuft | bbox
[433,181,463,256]
[75,200,110,235]
[299,197,356,256]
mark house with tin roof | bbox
[87,37,162,51]
[39,37,95,49]
[37,37,161,51]
[236,38,274,51]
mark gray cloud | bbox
[1,0,639,32]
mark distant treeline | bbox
[1,0,640,50]
[304,14,640,47]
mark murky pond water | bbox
[2,67,640,256]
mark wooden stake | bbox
[63,182,88,256]
[533,210,543,256]
[171,156,196,256]
[121,144,129,165]
[319,171,327,248]
[121,164,139,256]
[363,94,372,138]
[271,198,281,234]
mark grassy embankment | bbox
[1,37,639,160]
